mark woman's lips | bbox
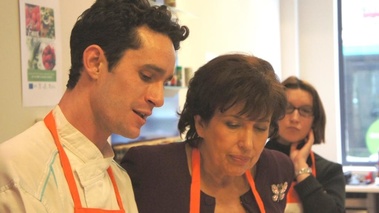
[230,155,251,165]
[286,126,299,131]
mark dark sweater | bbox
[121,142,294,213]
[265,139,346,213]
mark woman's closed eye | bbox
[226,121,241,129]
[225,120,268,133]
[254,125,268,132]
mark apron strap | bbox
[190,148,201,213]
[245,170,266,213]
[310,151,316,177]
[107,167,125,211]
[44,111,82,207]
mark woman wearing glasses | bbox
[265,76,345,213]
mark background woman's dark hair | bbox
[178,53,287,147]
[67,0,189,89]
[281,76,326,144]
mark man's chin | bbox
[120,129,141,140]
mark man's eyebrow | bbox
[142,64,165,74]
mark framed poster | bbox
[19,0,62,106]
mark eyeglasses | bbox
[285,104,313,117]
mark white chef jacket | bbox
[0,106,138,213]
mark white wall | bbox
[176,0,281,75]
[0,0,341,164]
[280,0,341,163]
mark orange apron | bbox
[44,111,125,213]
[285,151,316,212]
[189,148,265,213]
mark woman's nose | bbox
[289,109,301,122]
[239,129,254,151]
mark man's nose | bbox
[147,83,164,107]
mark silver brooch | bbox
[271,182,288,202]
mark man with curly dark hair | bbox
[0,0,189,212]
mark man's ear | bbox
[82,44,105,80]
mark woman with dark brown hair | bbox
[265,76,345,213]
[121,53,294,213]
